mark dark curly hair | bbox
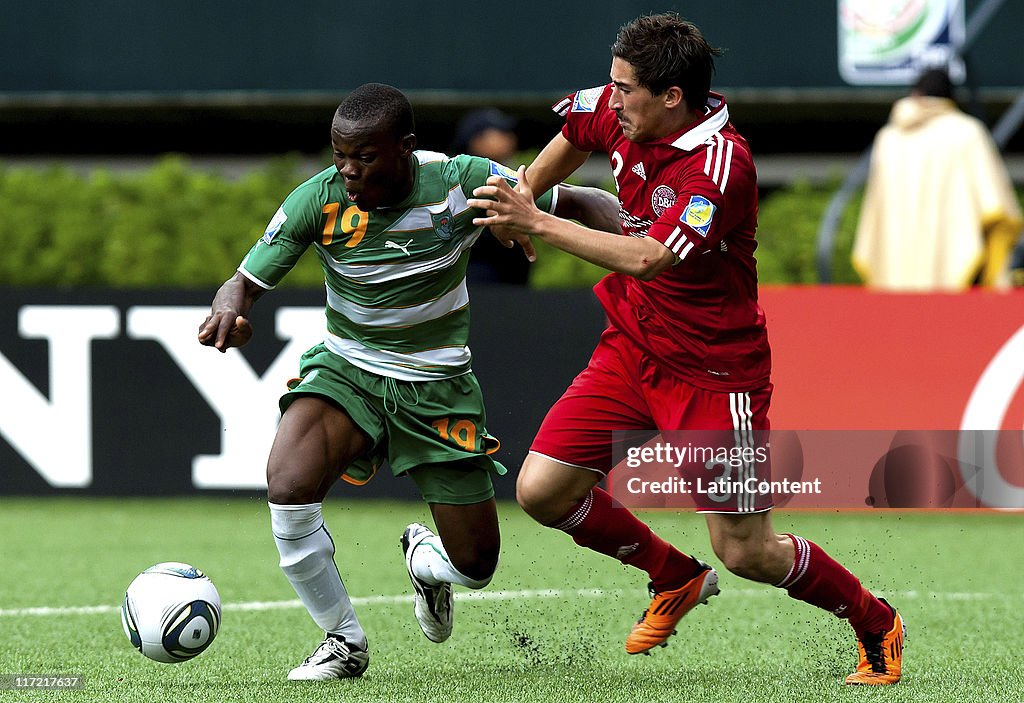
[612,13,722,111]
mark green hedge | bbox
[1,156,1007,289]
[0,155,325,289]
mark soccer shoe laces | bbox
[305,635,355,665]
[288,633,370,680]
[860,632,888,673]
[635,582,659,624]
[845,599,904,685]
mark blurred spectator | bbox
[453,108,530,285]
[454,108,519,163]
[852,67,1023,291]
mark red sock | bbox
[777,534,893,637]
[550,487,702,590]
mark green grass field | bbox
[1,497,1022,702]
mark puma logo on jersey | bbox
[631,162,647,180]
[385,239,414,256]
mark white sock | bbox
[269,502,366,649]
[411,533,493,589]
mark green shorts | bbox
[279,344,505,505]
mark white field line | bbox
[0,586,1008,619]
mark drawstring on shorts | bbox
[382,376,421,415]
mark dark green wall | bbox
[2,0,1021,96]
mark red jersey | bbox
[554,84,771,391]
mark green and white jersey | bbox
[238,151,556,381]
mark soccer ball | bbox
[120,562,222,664]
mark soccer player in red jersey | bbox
[469,13,905,685]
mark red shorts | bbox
[530,328,774,513]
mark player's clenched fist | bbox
[198,312,253,352]
[468,166,541,233]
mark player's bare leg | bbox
[517,453,716,654]
[703,511,792,583]
[267,396,369,504]
[705,511,904,684]
[266,396,371,680]
[401,498,500,643]
[516,453,601,524]
[429,499,500,582]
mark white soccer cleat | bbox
[287,634,369,681]
[401,522,453,643]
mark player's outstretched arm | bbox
[554,184,621,234]
[469,167,674,281]
[197,272,265,352]
[486,182,618,264]
[484,133,594,263]
[525,132,591,195]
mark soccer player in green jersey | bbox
[198,83,618,681]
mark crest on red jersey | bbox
[650,185,677,217]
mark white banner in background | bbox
[0,304,322,490]
[127,306,324,489]
[838,0,965,85]
[0,306,119,487]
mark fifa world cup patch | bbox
[489,160,519,182]
[261,207,287,245]
[571,86,604,113]
[680,195,716,237]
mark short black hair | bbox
[453,108,516,153]
[612,13,722,110]
[913,68,954,99]
[334,83,415,138]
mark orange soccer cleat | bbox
[625,562,719,655]
[845,599,905,685]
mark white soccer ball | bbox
[120,562,222,664]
